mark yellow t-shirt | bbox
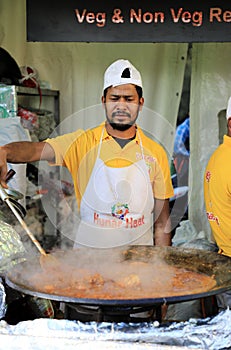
[45,124,174,209]
[204,135,231,257]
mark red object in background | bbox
[20,66,42,108]
[20,66,39,88]
[18,106,38,130]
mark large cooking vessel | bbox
[5,246,231,307]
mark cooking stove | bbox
[64,303,162,323]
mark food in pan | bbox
[13,258,217,300]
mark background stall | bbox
[1,0,231,256]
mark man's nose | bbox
[116,98,127,108]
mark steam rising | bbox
[7,246,217,302]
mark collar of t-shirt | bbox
[113,135,136,148]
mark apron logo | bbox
[93,202,145,229]
[111,202,129,220]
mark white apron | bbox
[75,129,154,248]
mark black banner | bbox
[27,0,231,42]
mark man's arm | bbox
[0,141,55,187]
[153,198,172,246]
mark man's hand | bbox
[0,141,55,188]
[154,199,172,246]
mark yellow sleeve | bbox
[44,129,84,166]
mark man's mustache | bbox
[112,111,131,118]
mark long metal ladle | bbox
[0,184,62,273]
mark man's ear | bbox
[101,96,106,111]
[139,97,144,111]
[227,117,231,136]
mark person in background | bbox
[173,115,190,187]
[204,96,231,311]
[170,115,190,233]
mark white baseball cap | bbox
[226,96,231,120]
[103,59,143,91]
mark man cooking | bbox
[0,59,174,249]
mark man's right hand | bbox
[0,141,55,188]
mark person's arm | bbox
[173,118,190,157]
[153,198,172,246]
[0,141,55,187]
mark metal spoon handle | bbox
[5,196,46,256]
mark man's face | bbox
[102,84,144,131]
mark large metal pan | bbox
[5,246,231,307]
